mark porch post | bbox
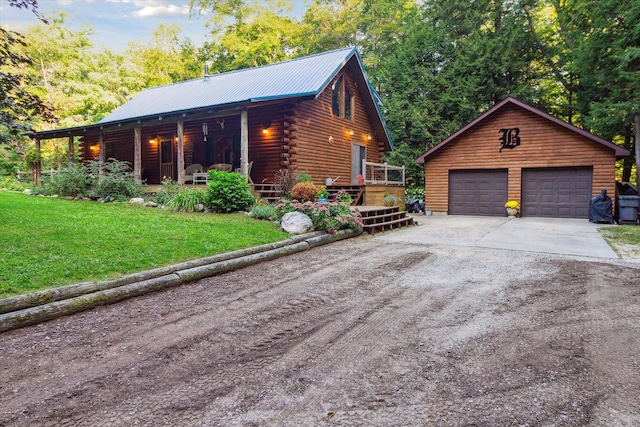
[35,138,42,186]
[68,136,74,165]
[98,131,105,181]
[240,109,249,178]
[134,126,142,184]
[177,120,185,184]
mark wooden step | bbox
[355,205,415,234]
[362,216,415,234]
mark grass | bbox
[598,225,640,250]
[0,191,289,298]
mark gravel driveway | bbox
[1,218,639,426]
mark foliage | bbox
[45,163,90,197]
[85,158,142,200]
[0,26,56,146]
[405,186,425,199]
[205,170,255,212]
[126,24,202,88]
[297,171,312,183]
[154,178,182,205]
[193,0,303,72]
[250,203,277,220]
[315,185,329,200]
[335,189,352,204]
[274,199,363,233]
[505,200,520,210]
[0,191,288,297]
[168,188,207,212]
[273,168,298,195]
[383,193,397,206]
[0,176,26,191]
[291,182,318,202]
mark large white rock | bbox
[280,211,313,234]
[129,197,145,204]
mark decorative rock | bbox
[129,197,145,204]
[145,201,158,208]
[23,189,33,195]
[280,212,313,234]
[195,203,205,212]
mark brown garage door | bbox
[449,169,508,216]
[521,167,593,218]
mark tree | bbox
[126,24,203,87]
[375,0,543,186]
[0,0,55,148]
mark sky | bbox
[0,0,306,52]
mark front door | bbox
[159,138,174,180]
[352,144,366,184]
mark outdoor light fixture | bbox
[367,133,372,140]
[262,127,268,135]
[349,129,354,136]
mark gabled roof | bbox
[100,47,357,124]
[36,47,392,149]
[415,97,629,163]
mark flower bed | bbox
[275,199,363,234]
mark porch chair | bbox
[235,161,254,184]
[184,163,203,184]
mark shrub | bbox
[275,199,363,233]
[273,168,298,195]
[405,186,425,199]
[45,163,91,197]
[205,170,255,212]
[291,182,318,202]
[169,188,207,212]
[297,171,312,183]
[335,188,352,204]
[0,176,26,191]
[250,204,277,220]
[86,158,142,201]
[155,178,182,205]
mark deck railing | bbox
[362,161,405,186]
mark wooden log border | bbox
[0,229,362,333]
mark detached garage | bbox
[416,97,630,218]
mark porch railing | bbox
[362,161,405,186]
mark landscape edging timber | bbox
[0,228,362,333]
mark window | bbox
[344,85,353,120]
[332,75,354,120]
[332,75,343,117]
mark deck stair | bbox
[326,185,363,205]
[253,184,283,203]
[356,206,415,234]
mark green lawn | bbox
[0,191,289,297]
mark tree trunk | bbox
[635,113,639,187]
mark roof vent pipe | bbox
[204,62,210,78]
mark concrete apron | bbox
[0,229,362,333]
[379,215,618,259]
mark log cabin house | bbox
[416,97,630,218]
[34,47,405,205]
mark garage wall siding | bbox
[424,104,616,214]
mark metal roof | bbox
[36,47,392,150]
[415,97,629,163]
[99,47,357,124]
